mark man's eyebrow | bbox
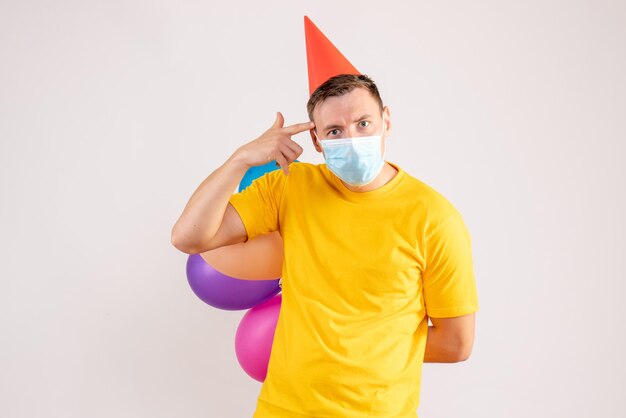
[322,114,372,131]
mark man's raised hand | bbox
[233,112,315,175]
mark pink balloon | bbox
[234,294,282,382]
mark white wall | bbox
[1,1,624,417]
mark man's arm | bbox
[423,312,476,363]
[171,112,312,254]
[171,156,249,254]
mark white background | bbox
[1,1,625,417]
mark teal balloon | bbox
[238,160,300,192]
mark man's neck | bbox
[339,162,399,193]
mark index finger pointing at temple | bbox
[283,121,315,135]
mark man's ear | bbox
[382,106,392,138]
[310,129,322,153]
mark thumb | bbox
[272,111,284,129]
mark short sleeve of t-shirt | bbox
[423,210,480,318]
[228,169,287,242]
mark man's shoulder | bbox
[400,170,461,220]
[289,160,322,173]
[284,160,327,181]
[259,161,321,180]
[258,161,326,190]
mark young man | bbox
[171,73,479,417]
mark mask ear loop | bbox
[313,128,322,148]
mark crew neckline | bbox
[322,160,406,202]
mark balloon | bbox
[200,231,283,280]
[200,160,295,280]
[235,294,282,382]
[239,159,299,192]
[186,254,280,311]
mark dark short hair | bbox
[306,74,384,121]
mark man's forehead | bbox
[313,97,380,125]
[316,103,381,125]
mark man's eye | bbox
[328,129,339,136]
[359,121,370,128]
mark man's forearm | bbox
[423,325,465,363]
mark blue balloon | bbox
[238,160,300,192]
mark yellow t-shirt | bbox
[228,161,479,418]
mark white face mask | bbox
[314,114,386,186]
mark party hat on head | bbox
[304,16,360,96]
